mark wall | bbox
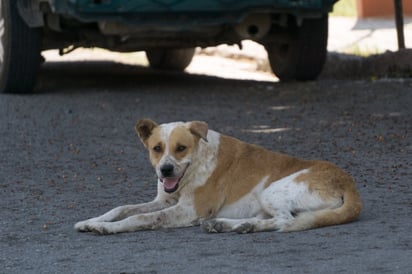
[357,0,412,18]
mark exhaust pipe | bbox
[235,13,271,40]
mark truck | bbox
[1,0,339,93]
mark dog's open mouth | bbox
[159,164,189,193]
[160,177,181,193]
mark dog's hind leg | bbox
[200,217,256,233]
[200,212,291,234]
[257,166,360,232]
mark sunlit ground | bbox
[42,16,412,82]
[42,40,276,82]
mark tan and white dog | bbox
[75,119,362,234]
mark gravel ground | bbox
[0,61,411,273]
[1,14,411,274]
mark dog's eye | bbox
[153,145,162,153]
[176,145,187,152]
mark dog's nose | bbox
[160,164,174,177]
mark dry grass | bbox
[331,0,357,17]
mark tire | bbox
[146,48,195,71]
[265,15,328,81]
[0,0,42,93]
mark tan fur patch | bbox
[294,162,362,227]
[135,119,158,147]
[189,121,208,142]
[146,127,165,166]
[294,162,351,199]
[168,126,197,161]
[194,135,314,218]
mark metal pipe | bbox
[394,0,405,49]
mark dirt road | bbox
[1,60,411,273]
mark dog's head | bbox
[136,119,208,193]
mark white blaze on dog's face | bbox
[136,119,208,193]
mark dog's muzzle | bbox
[159,163,189,193]
[160,164,174,178]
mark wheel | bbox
[0,0,42,93]
[265,15,328,81]
[146,48,195,71]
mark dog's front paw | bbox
[74,220,113,235]
[74,220,92,232]
[88,223,113,235]
[200,219,225,233]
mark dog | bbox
[74,119,362,234]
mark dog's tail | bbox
[284,179,362,232]
[315,183,362,228]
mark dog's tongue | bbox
[162,177,179,191]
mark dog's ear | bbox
[189,121,208,142]
[135,119,158,147]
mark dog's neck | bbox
[180,130,220,193]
